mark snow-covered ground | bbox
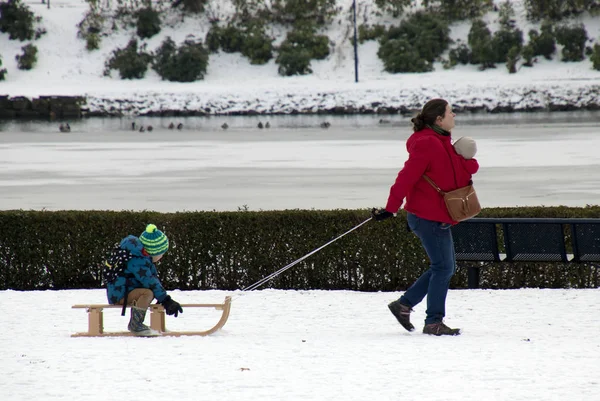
[1,288,599,401]
[1,0,599,114]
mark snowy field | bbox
[2,2,600,399]
[1,288,599,401]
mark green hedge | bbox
[1,207,599,292]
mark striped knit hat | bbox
[139,224,169,256]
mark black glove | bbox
[161,295,183,317]
[371,208,394,221]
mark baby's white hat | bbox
[453,136,477,159]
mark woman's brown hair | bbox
[410,98,448,132]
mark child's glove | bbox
[161,295,183,317]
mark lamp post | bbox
[353,0,358,83]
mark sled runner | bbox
[71,296,232,337]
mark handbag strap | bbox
[422,175,446,195]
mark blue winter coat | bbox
[106,235,168,304]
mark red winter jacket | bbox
[385,127,479,225]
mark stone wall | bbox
[0,95,86,119]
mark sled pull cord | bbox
[240,217,372,293]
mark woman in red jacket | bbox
[372,98,479,336]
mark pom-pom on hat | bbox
[139,224,169,256]
[453,136,477,159]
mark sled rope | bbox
[236,217,372,296]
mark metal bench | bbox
[452,218,600,288]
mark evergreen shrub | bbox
[220,25,244,53]
[523,0,599,21]
[276,47,313,76]
[357,24,386,44]
[527,22,556,60]
[378,11,450,73]
[0,0,37,41]
[104,39,152,79]
[1,207,599,292]
[422,0,494,21]
[521,43,535,66]
[15,43,37,70]
[77,9,104,51]
[555,24,588,62]
[276,25,330,76]
[378,38,432,72]
[271,0,336,25]
[446,43,471,67]
[152,36,209,82]
[86,33,100,51]
[591,43,600,71]
[373,0,412,18]
[205,21,273,65]
[136,6,161,39]
[506,46,520,73]
[240,22,274,65]
[468,19,496,69]
[493,1,523,64]
[0,54,6,80]
[174,0,208,13]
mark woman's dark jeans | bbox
[399,212,456,325]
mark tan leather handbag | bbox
[423,175,481,222]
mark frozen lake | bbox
[1,112,599,212]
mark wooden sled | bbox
[71,296,232,337]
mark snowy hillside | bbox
[1,0,600,115]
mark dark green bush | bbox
[205,24,223,53]
[271,0,336,25]
[232,0,272,21]
[136,6,161,39]
[492,29,523,63]
[0,0,40,41]
[86,33,100,51]
[468,19,496,69]
[15,43,37,70]
[379,11,451,69]
[528,22,556,60]
[555,24,588,61]
[590,43,600,71]
[220,25,244,53]
[373,0,412,18]
[358,24,386,44]
[284,26,330,59]
[524,0,599,21]
[422,0,494,21]
[104,39,152,79]
[205,21,273,65]
[276,47,313,76]
[276,25,330,76]
[521,43,535,66]
[172,0,209,13]
[152,36,209,82]
[241,22,274,64]
[0,54,6,80]
[492,0,523,63]
[444,42,471,68]
[378,38,433,73]
[506,46,520,73]
[77,9,104,51]
[1,207,599,291]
